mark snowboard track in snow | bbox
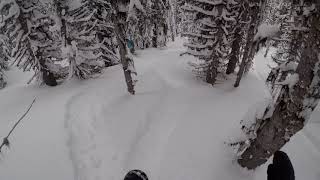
[61,41,320,180]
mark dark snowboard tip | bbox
[268,151,295,180]
[124,170,148,180]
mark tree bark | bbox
[205,4,223,85]
[234,30,255,87]
[226,28,241,74]
[234,2,260,87]
[0,71,6,89]
[206,59,218,85]
[238,6,320,169]
[111,1,136,95]
[152,23,158,48]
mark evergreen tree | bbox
[167,0,177,41]
[83,0,119,67]
[127,0,148,49]
[237,0,320,169]
[182,0,239,85]
[148,0,170,48]
[226,1,248,74]
[126,0,171,50]
[176,0,188,34]
[266,0,304,99]
[234,0,263,87]
[0,0,59,86]
[54,0,118,80]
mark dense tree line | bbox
[180,0,320,169]
[0,0,174,93]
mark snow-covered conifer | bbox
[54,0,118,80]
[182,0,239,85]
[0,0,59,86]
[234,0,264,87]
[266,0,306,98]
[127,0,148,49]
[237,1,320,169]
[147,0,170,48]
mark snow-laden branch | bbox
[128,0,146,19]
[66,9,97,23]
[196,0,224,6]
[0,0,20,28]
[182,32,215,39]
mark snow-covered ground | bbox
[0,39,319,180]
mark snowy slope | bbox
[0,39,319,180]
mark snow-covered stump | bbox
[238,7,320,169]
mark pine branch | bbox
[0,98,36,153]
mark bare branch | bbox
[0,98,36,153]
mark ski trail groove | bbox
[64,92,87,180]
[123,71,179,174]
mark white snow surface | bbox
[279,61,298,72]
[278,73,300,89]
[1,39,320,180]
[254,23,280,42]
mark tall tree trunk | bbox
[0,70,6,89]
[234,29,255,87]
[111,1,136,95]
[205,4,223,85]
[206,59,218,85]
[54,0,78,80]
[226,28,241,74]
[152,23,158,48]
[238,5,320,169]
[234,2,261,87]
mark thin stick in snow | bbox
[0,98,36,153]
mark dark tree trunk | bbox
[226,28,241,74]
[0,72,6,89]
[111,1,136,95]
[37,51,58,86]
[238,6,320,169]
[170,21,175,42]
[234,2,261,87]
[206,60,218,85]
[205,4,223,85]
[234,32,255,87]
[54,0,69,46]
[152,23,158,48]
[42,70,58,86]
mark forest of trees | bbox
[1,0,319,170]
[0,0,172,93]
